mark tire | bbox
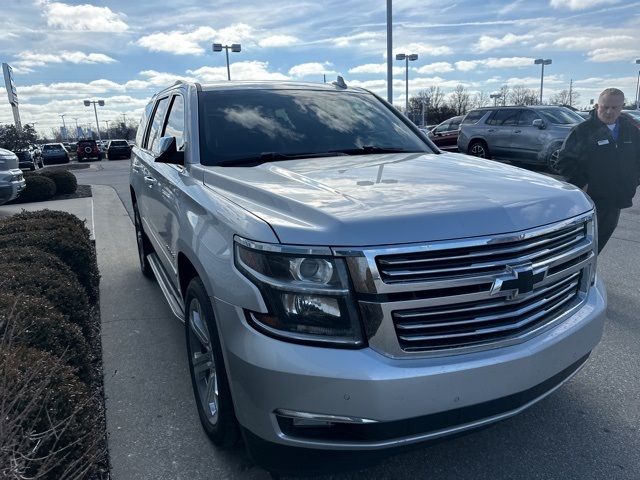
[468,140,490,159]
[546,144,563,175]
[133,204,155,279]
[185,277,239,447]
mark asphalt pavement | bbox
[10,160,637,480]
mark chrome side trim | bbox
[274,409,378,425]
[147,253,185,322]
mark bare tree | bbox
[499,85,511,106]
[549,89,581,108]
[509,85,538,106]
[471,91,490,109]
[449,84,471,115]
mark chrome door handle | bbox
[144,176,157,186]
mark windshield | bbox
[110,140,128,146]
[43,144,63,151]
[199,89,432,166]
[538,108,584,125]
[624,111,640,120]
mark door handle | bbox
[487,128,495,133]
[144,176,157,186]
[514,129,522,133]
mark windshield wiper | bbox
[219,151,348,167]
[329,146,425,155]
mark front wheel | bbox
[185,277,239,447]
[546,144,563,175]
[468,140,490,159]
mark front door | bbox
[485,109,519,160]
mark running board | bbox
[147,253,185,322]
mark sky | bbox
[1,0,639,136]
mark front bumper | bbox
[0,171,26,204]
[215,277,606,450]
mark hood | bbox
[202,153,592,246]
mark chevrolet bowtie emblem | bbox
[491,264,548,299]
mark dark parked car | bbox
[76,139,102,161]
[457,106,584,173]
[622,110,640,129]
[107,139,132,159]
[41,143,70,165]
[15,149,40,170]
[428,116,463,151]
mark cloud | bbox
[504,74,564,86]
[40,1,128,32]
[587,48,640,62]
[136,23,254,55]
[393,43,453,57]
[332,32,381,48]
[13,50,117,72]
[415,62,454,74]
[258,35,299,48]
[288,62,336,78]
[455,60,481,72]
[454,57,535,71]
[474,33,533,53]
[553,35,634,50]
[549,0,619,10]
[348,63,403,75]
[136,27,217,55]
[187,61,289,81]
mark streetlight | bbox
[59,114,67,141]
[396,53,419,114]
[212,43,241,80]
[490,93,502,106]
[83,99,105,141]
[635,59,640,109]
[386,0,392,103]
[534,58,552,104]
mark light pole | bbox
[212,43,241,80]
[386,0,392,103]
[59,114,67,141]
[534,58,552,104]
[490,93,502,106]
[635,59,640,109]
[83,99,105,141]
[396,53,418,114]
[103,120,111,139]
[72,118,79,139]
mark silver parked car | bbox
[130,81,605,474]
[457,106,585,173]
[0,148,26,205]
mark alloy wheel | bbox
[187,298,219,426]
[470,143,486,158]
[549,149,561,174]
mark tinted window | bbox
[136,101,154,147]
[462,110,488,125]
[434,121,450,133]
[110,140,128,146]
[199,89,431,166]
[163,95,185,150]
[146,97,170,153]
[43,144,63,151]
[449,117,462,129]
[538,108,585,125]
[488,109,519,126]
[517,109,539,126]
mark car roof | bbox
[472,105,569,111]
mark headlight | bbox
[234,237,365,348]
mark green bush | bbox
[0,346,105,480]
[0,216,99,303]
[16,175,56,203]
[40,170,78,194]
[0,292,95,384]
[0,257,93,339]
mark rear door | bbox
[511,108,544,162]
[485,109,519,159]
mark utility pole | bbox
[386,0,392,103]
[569,79,573,107]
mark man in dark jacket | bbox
[558,88,640,252]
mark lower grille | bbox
[393,271,582,352]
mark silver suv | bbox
[457,106,584,173]
[130,81,605,472]
[0,148,26,205]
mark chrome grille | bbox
[337,212,596,357]
[376,223,586,284]
[393,271,581,351]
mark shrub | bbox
[1,208,91,238]
[0,257,93,339]
[16,175,56,203]
[0,345,105,480]
[0,292,95,384]
[40,170,78,194]
[0,218,99,303]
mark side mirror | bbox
[155,136,184,165]
[532,119,545,129]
